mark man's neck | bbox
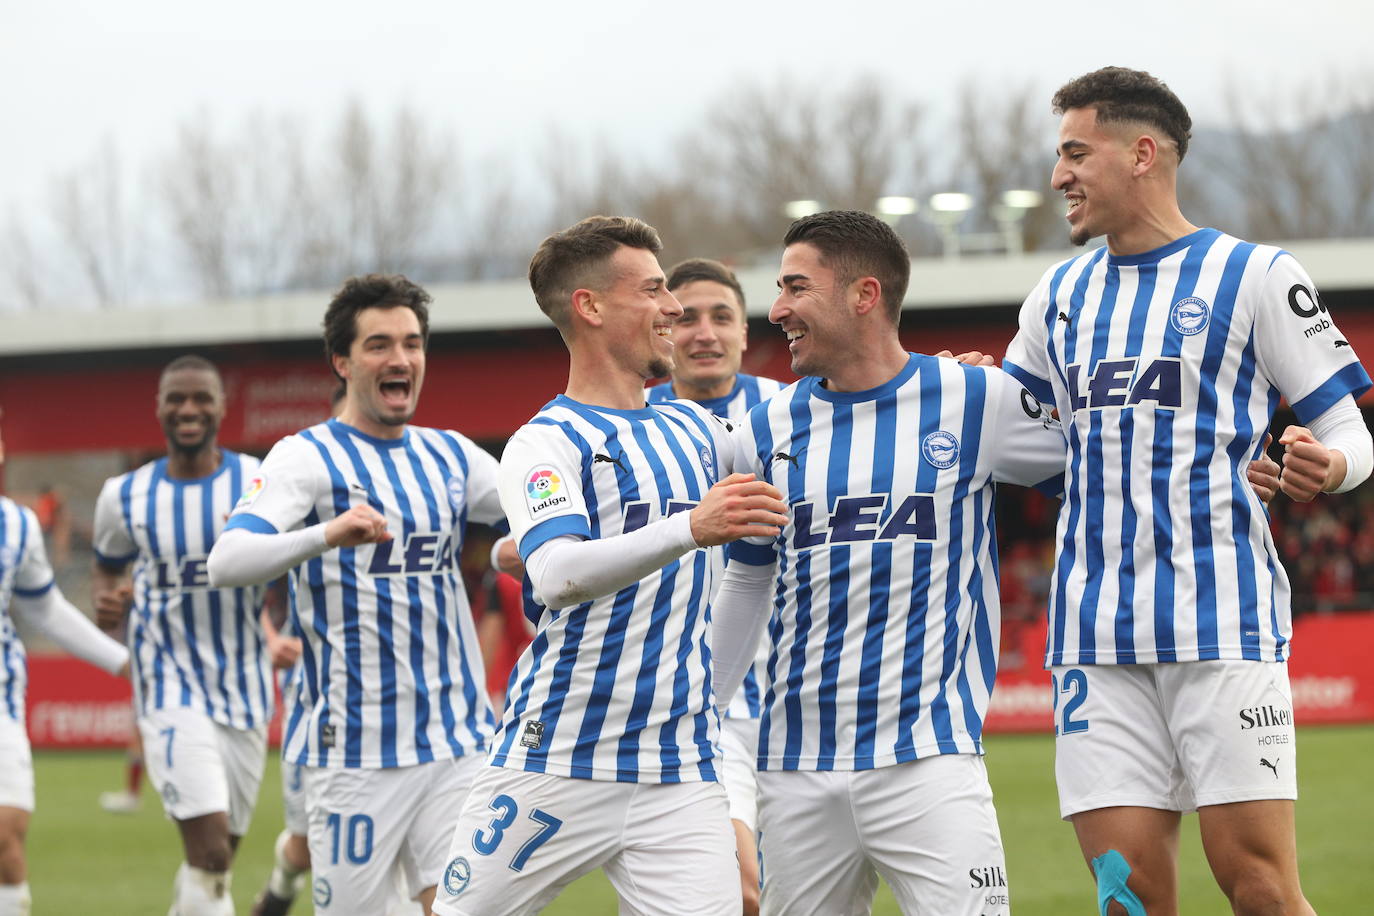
[672,375,737,402]
[165,445,222,480]
[1105,200,1198,256]
[566,359,652,411]
[821,339,909,393]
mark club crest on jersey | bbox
[520,719,546,749]
[313,877,333,908]
[699,445,715,480]
[444,857,472,896]
[446,475,465,513]
[235,476,265,509]
[921,431,960,469]
[1169,296,1210,336]
[525,466,569,519]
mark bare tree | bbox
[161,112,237,298]
[0,214,44,311]
[1192,73,1374,241]
[50,138,137,306]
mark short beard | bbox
[647,355,673,380]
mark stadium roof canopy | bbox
[6,238,1374,356]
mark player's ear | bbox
[330,352,351,382]
[852,277,883,317]
[570,288,603,328]
[1132,134,1158,177]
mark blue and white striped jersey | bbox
[1004,229,1372,667]
[0,498,56,722]
[225,419,503,769]
[94,451,272,731]
[726,354,1065,771]
[649,371,787,720]
[492,395,738,783]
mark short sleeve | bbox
[1253,253,1372,425]
[92,476,138,567]
[984,368,1068,495]
[1003,267,1058,405]
[14,507,55,597]
[499,424,592,562]
[457,435,506,530]
[224,435,321,535]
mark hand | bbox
[934,349,995,367]
[95,583,133,631]
[689,473,788,548]
[117,660,131,680]
[494,536,524,578]
[267,633,303,670]
[1278,425,1342,502]
[1246,434,1280,506]
[324,505,392,547]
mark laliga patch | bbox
[1169,296,1210,336]
[524,465,570,519]
[235,475,266,510]
[922,430,960,469]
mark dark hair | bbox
[528,216,663,328]
[782,210,910,322]
[667,258,746,317]
[1053,67,1192,162]
[160,354,222,388]
[322,274,431,380]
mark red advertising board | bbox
[22,612,1374,748]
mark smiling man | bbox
[92,355,274,916]
[709,210,1068,916]
[434,217,788,916]
[1002,67,1374,916]
[207,275,507,916]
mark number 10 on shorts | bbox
[472,794,563,871]
[1052,669,1091,736]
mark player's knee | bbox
[188,840,233,875]
[1091,850,1147,916]
[0,830,25,884]
[1222,865,1292,915]
[283,832,311,871]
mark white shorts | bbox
[1053,660,1298,818]
[304,754,482,915]
[0,717,34,812]
[281,757,308,836]
[757,756,1009,916]
[433,767,738,916]
[138,706,267,836]
[719,717,760,833]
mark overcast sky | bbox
[3,0,1368,217]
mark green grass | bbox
[27,726,1374,914]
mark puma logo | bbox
[593,453,627,473]
[773,450,801,467]
[1058,311,1070,324]
[1260,757,1279,778]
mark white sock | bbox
[267,830,308,899]
[0,883,31,916]
[172,863,233,916]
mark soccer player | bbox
[1000,67,1373,915]
[645,257,785,914]
[89,356,270,916]
[432,216,788,916]
[0,406,130,916]
[208,275,505,916]
[709,210,1068,916]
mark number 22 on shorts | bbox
[1052,669,1091,736]
[472,794,564,871]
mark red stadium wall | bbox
[24,611,1374,748]
[5,310,1374,454]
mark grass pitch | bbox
[28,725,1373,913]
